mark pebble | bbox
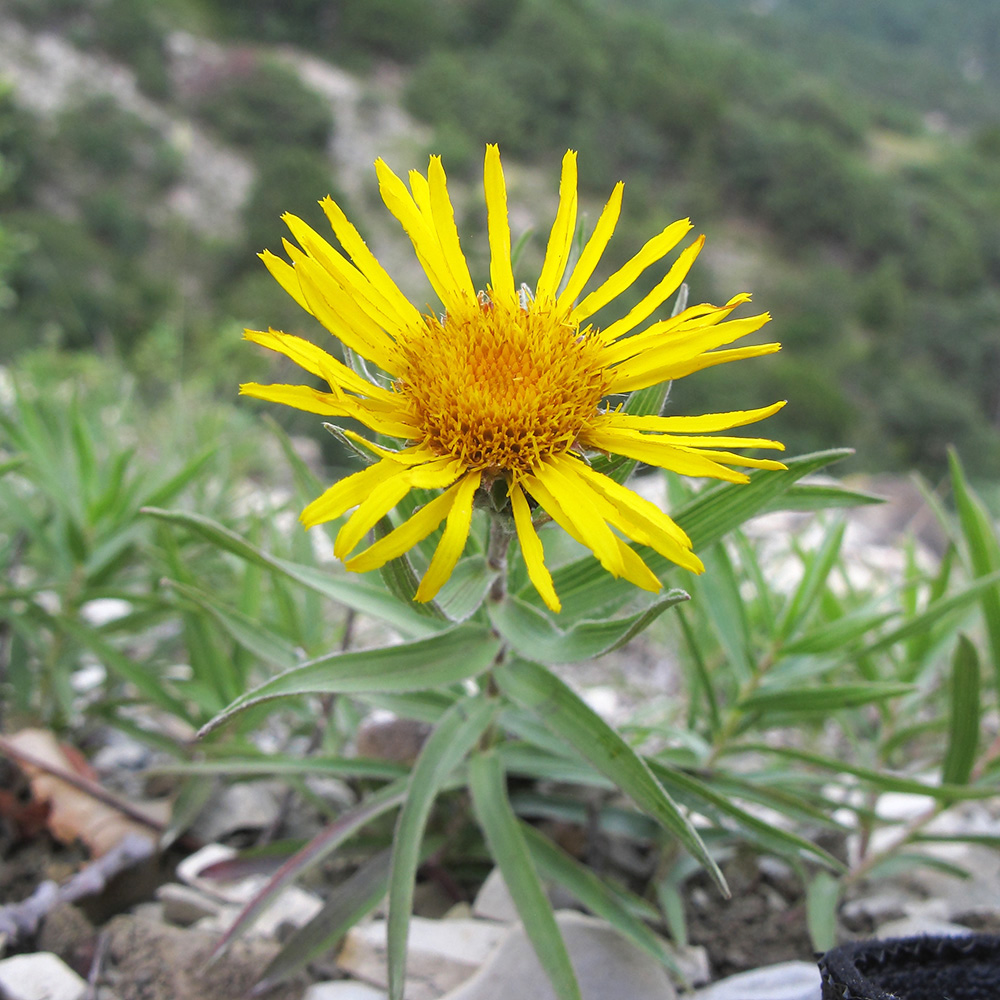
[0,952,88,1000]
[189,781,282,842]
[441,911,678,1000]
[691,960,821,1000]
[874,915,974,939]
[338,916,507,1000]
[304,982,389,1000]
[156,882,223,926]
[471,868,519,924]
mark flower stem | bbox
[486,514,513,603]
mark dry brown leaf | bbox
[4,728,169,857]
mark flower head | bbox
[242,146,785,612]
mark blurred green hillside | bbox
[1,0,999,478]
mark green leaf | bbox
[387,697,497,1000]
[198,625,500,737]
[494,658,725,893]
[519,823,682,975]
[727,743,1000,801]
[208,779,409,960]
[779,609,897,655]
[161,776,217,851]
[806,871,841,952]
[163,578,301,671]
[53,615,193,723]
[646,761,844,870]
[847,569,1000,662]
[777,519,847,641]
[690,542,754,679]
[949,449,1000,694]
[941,635,980,787]
[434,555,497,623]
[760,481,885,513]
[469,750,582,1000]
[147,754,408,782]
[677,449,855,552]
[141,508,446,638]
[255,849,393,993]
[738,682,914,714]
[488,590,688,664]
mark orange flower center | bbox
[396,300,609,474]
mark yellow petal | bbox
[344,481,464,574]
[657,342,782,380]
[415,470,482,602]
[376,158,464,315]
[527,459,625,579]
[428,155,477,303]
[556,181,623,310]
[484,144,517,309]
[243,328,395,400]
[301,459,405,528]
[319,195,424,331]
[607,313,772,393]
[534,150,578,303]
[260,250,308,312]
[239,382,350,417]
[334,474,415,559]
[599,236,705,342]
[599,400,786,433]
[583,426,751,483]
[510,481,561,613]
[568,460,704,573]
[601,295,755,366]
[572,218,692,323]
[341,430,442,466]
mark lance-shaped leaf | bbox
[645,761,844,870]
[469,751,582,1000]
[519,822,682,975]
[488,590,688,665]
[494,658,726,893]
[199,625,500,737]
[253,849,394,994]
[726,744,1000,801]
[949,449,1000,694]
[737,682,914,714]
[209,779,408,961]
[941,635,980,788]
[163,578,301,670]
[141,507,445,638]
[387,696,497,1000]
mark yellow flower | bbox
[242,146,785,613]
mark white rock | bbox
[692,960,821,1000]
[155,882,223,926]
[472,869,519,924]
[338,917,507,1000]
[441,911,678,1000]
[253,885,324,938]
[875,916,974,939]
[0,952,88,1000]
[304,982,389,1000]
[175,843,268,905]
[190,781,281,842]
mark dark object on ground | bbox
[819,934,1000,999]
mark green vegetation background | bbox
[2,0,1000,480]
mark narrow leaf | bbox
[488,590,688,665]
[254,849,393,993]
[198,625,500,737]
[387,697,497,1000]
[209,779,408,960]
[941,635,980,787]
[806,871,841,952]
[738,682,914,714]
[494,658,725,893]
[469,751,582,1000]
[949,449,1000,694]
[520,822,681,974]
[141,508,445,638]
